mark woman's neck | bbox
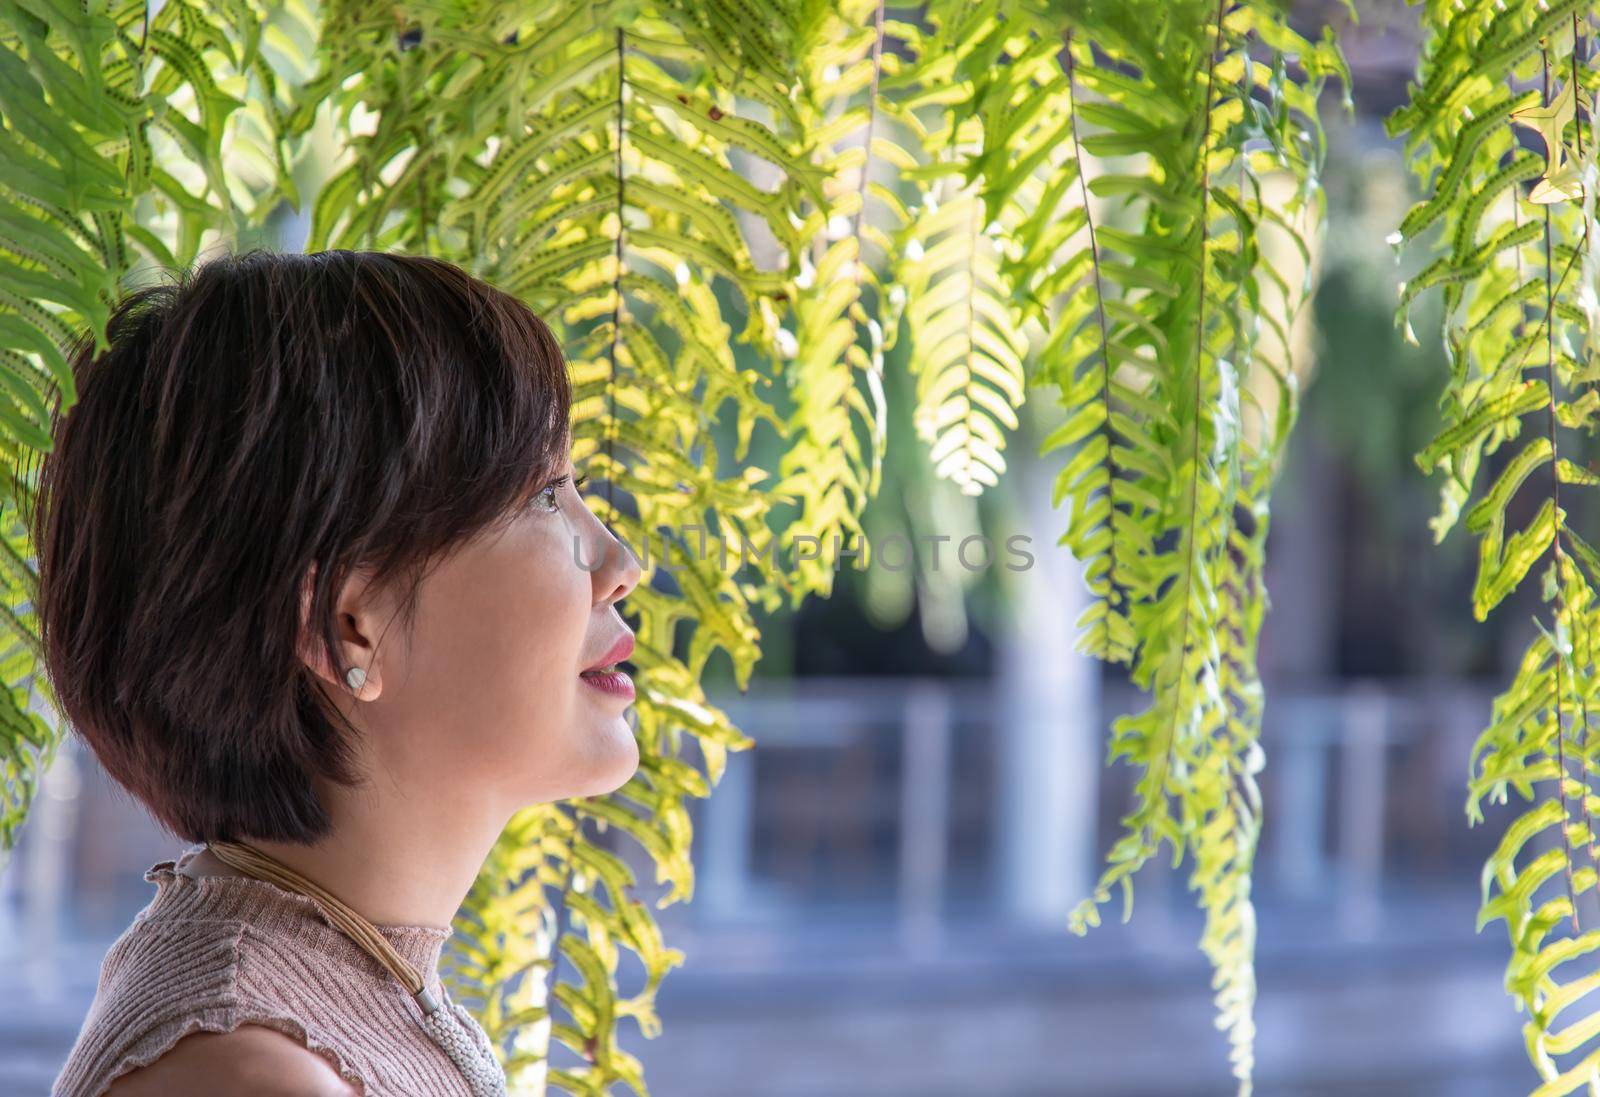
[194,785,508,931]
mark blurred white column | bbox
[996,443,1099,928]
[698,740,754,922]
[899,680,951,956]
[1337,682,1389,941]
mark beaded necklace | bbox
[206,839,508,1097]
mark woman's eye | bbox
[529,475,568,514]
[529,473,589,514]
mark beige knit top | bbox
[53,845,491,1097]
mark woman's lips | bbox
[583,632,635,672]
[578,667,635,702]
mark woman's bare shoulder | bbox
[102,1023,358,1097]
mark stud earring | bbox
[345,666,367,692]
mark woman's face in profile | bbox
[345,456,644,815]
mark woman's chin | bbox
[574,719,641,798]
[502,720,640,806]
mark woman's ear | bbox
[296,560,383,702]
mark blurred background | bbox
[0,3,1554,1095]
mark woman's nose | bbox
[592,523,642,607]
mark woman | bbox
[40,249,643,1096]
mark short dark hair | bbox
[24,248,572,844]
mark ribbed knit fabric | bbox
[52,844,489,1097]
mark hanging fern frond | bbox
[1387,6,1600,1094]
[0,0,130,852]
[882,0,1038,498]
[894,173,1029,495]
[764,0,898,604]
[951,2,1343,1092]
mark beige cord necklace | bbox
[207,839,508,1097]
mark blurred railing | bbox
[683,675,1505,950]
